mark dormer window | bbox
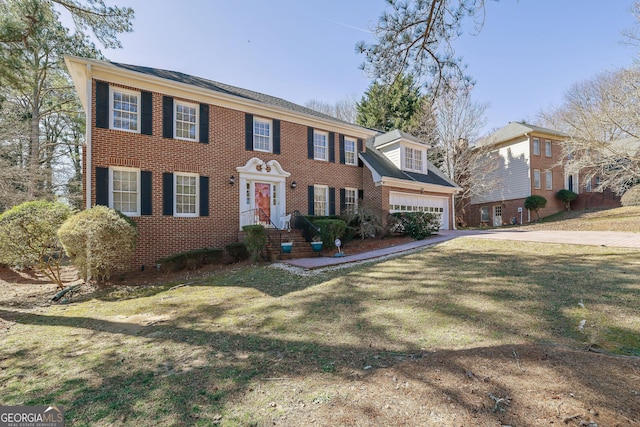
[404,146,424,172]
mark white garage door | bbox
[389,192,449,229]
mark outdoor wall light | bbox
[229,175,235,185]
[290,181,297,189]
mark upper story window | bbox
[404,146,423,172]
[110,88,140,132]
[545,140,552,157]
[344,137,357,165]
[314,130,328,161]
[110,167,140,216]
[533,138,540,156]
[253,117,272,152]
[174,101,198,141]
[174,172,199,217]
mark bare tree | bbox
[357,0,488,94]
[539,68,640,195]
[304,95,358,123]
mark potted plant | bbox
[280,241,293,254]
[310,235,323,252]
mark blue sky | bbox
[81,0,638,137]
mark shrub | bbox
[156,248,224,272]
[58,206,138,284]
[225,242,249,261]
[524,195,547,220]
[340,199,385,240]
[242,224,267,261]
[390,212,441,240]
[621,186,640,206]
[556,189,578,211]
[313,219,347,248]
[0,200,72,289]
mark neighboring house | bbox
[65,56,459,269]
[467,121,619,227]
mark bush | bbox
[156,248,224,272]
[524,195,547,220]
[0,200,72,289]
[242,224,267,261]
[313,219,347,249]
[58,206,138,284]
[340,199,385,240]
[556,189,578,211]
[225,242,249,261]
[621,186,640,206]
[390,212,441,240]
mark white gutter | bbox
[85,64,92,210]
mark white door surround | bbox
[237,157,290,230]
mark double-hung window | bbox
[585,177,592,192]
[253,117,272,152]
[110,88,140,132]
[110,167,140,216]
[533,169,541,189]
[175,101,198,141]
[545,171,553,190]
[545,140,552,157]
[344,137,357,165]
[480,206,490,222]
[314,185,328,215]
[533,138,540,155]
[344,188,357,214]
[174,172,199,217]
[314,130,328,161]
[404,147,423,172]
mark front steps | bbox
[265,228,322,260]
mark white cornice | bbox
[65,55,374,139]
[381,177,459,194]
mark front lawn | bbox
[1,239,638,426]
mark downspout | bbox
[85,64,92,210]
[451,192,456,230]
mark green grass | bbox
[0,238,638,425]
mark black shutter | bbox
[141,170,152,215]
[245,113,253,151]
[328,132,335,163]
[199,176,209,216]
[358,139,364,167]
[95,167,109,206]
[162,96,173,139]
[273,119,280,154]
[358,189,364,200]
[162,172,173,215]
[307,186,314,215]
[340,188,346,213]
[199,104,209,144]
[95,81,109,129]
[339,135,345,164]
[141,91,153,135]
[307,127,314,159]
[329,187,336,215]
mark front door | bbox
[255,182,271,223]
[493,205,503,227]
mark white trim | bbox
[85,64,92,210]
[173,172,199,217]
[109,86,141,133]
[402,146,425,173]
[173,99,199,142]
[313,130,329,161]
[109,166,141,216]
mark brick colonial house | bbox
[65,56,459,268]
[467,122,620,227]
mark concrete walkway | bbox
[283,229,640,270]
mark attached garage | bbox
[389,191,449,229]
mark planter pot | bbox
[310,242,323,252]
[281,242,293,254]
